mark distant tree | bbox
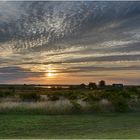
[80,83,86,89]
[88,82,97,90]
[99,80,106,88]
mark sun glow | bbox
[47,72,53,77]
[45,68,57,78]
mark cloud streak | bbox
[0,1,140,84]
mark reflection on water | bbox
[35,86,70,89]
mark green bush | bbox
[0,93,6,98]
[89,102,101,112]
[70,100,82,113]
[84,92,101,102]
[47,95,59,101]
[109,93,129,112]
[0,92,14,98]
[65,91,78,100]
[19,93,40,102]
[121,90,131,99]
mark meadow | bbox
[0,113,140,138]
[0,85,140,138]
[0,85,140,114]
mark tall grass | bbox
[0,87,139,114]
[0,100,73,114]
[0,99,115,115]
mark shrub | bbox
[47,95,59,101]
[70,100,82,113]
[103,89,131,99]
[121,90,131,99]
[19,93,40,102]
[65,91,78,100]
[89,102,101,112]
[0,92,14,98]
[109,93,129,112]
[0,93,5,98]
[84,92,101,102]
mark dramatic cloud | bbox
[0,1,140,84]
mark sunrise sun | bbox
[45,68,56,78]
[47,72,53,77]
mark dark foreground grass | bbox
[0,112,140,139]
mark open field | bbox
[0,112,140,139]
[0,85,140,138]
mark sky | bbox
[0,1,140,85]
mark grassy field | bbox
[0,112,140,139]
[0,85,140,138]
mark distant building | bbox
[80,83,86,89]
[88,82,97,89]
[99,80,106,88]
[112,84,123,88]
